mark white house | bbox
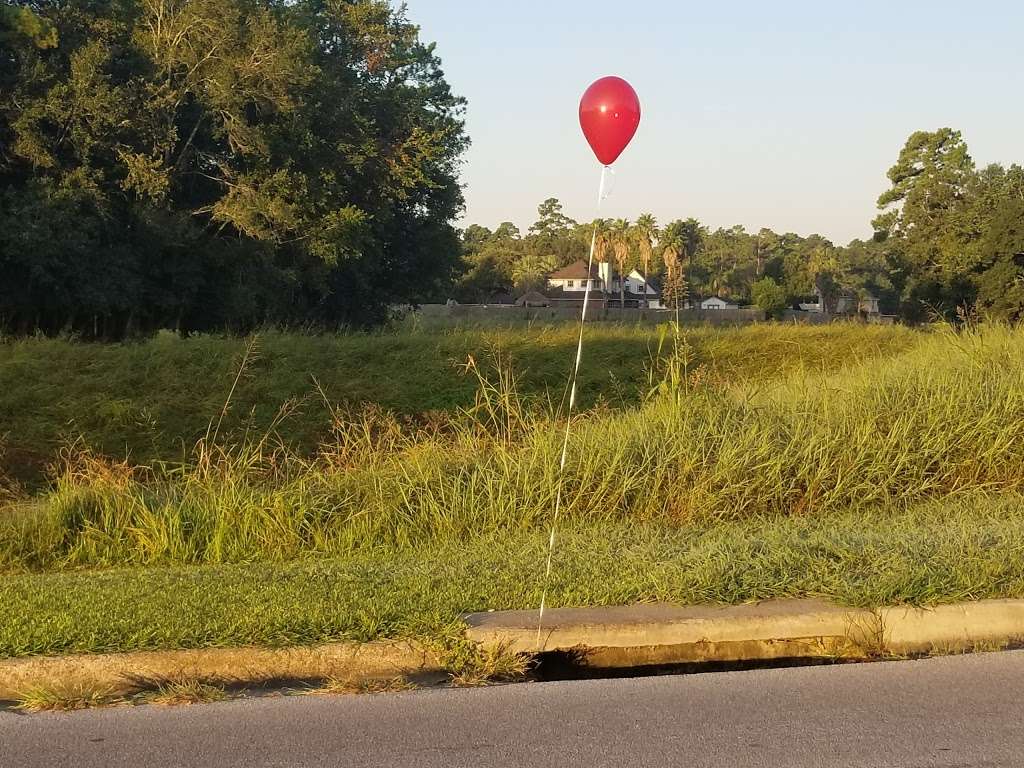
[624,269,664,309]
[542,260,663,308]
[546,261,601,292]
[700,297,739,310]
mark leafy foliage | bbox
[455,129,1023,322]
[751,277,786,319]
[0,0,468,335]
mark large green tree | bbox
[873,129,977,319]
[974,193,1024,321]
[751,277,786,319]
[0,0,468,335]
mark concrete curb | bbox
[0,641,443,701]
[5,598,1024,699]
[466,598,1024,667]
[881,600,1024,654]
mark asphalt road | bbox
[3,651,1023,768]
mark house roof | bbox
[515,291,549,306]
[701,296,739,305]
[548,260,599,280]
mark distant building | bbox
[700,297,739,310]
[801,292,881,316]
[546,260,602,293]
[515,291,549,308]
[837,294,880,315]
[624,269,664,309]
[537,260,663,309]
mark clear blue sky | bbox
[408,1,1023,245]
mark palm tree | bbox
[679,218,704,272]
[661,218,705,299]
[613,240,631,312]
[662,245,687,315]
[592,219,611,266]
[608,219,632,312]
[634,213,659,287]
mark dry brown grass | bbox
[315,676,418,696]
[443,641,532,688]
[142,678,229,706]
[13,682,123,712]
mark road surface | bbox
[3,651,1023,767]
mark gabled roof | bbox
[548,260,599,280]
[516,291,549,307]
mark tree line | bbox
[2,2,1022,336]
[456,129,1024,323]
[1,0,467,337]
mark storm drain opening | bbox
[528,647,867,683]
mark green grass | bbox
[3,323,1019,570]
[0,323,916,487]
[3,494,1024,658]
[5,321,1023,661]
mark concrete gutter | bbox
[465,598,1024,668]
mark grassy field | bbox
[0,323,915,487]
[4,321,1024,659]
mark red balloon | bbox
[579,76,641,166]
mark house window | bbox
[567,280,575,288]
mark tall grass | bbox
[0,323,916,487]
[2,324,1022,571]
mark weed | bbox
[142,679,229,706]
[13,683,122,712]
[317,676,417,696]
[439,638,532,687]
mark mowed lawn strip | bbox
[4,493,1024,659]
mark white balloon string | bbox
[598,165,615,204]
[536,164,608,651]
